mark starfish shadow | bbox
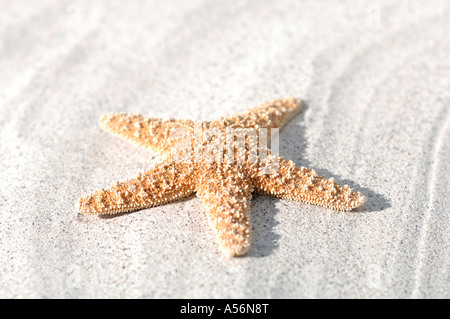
[278,100,309,166]
[247,194,280,258]
[98,211,133,219]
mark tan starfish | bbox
[77,98,366,257]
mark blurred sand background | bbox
[0,0,449,298]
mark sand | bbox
[0,0,449,298]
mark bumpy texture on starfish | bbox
[78,98,366,257]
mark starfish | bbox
[77,98,366,257]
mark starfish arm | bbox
[77,162,196,215]
[214,97,302,130]
[99,113,194,156]
[254,159,366,211]
[196,166,253,257]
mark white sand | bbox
[0,0,449,298]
